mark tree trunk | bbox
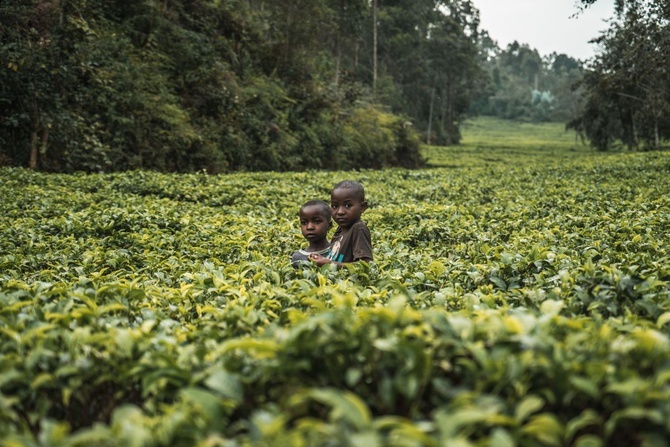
[41,126,50,165]
[284,6,292,68]
[372,0,377,93]
[439,90,448,144]
[426,87,435,145]
[441,79,454,144]
[334,0,346,86]
[354,40,359,69]
[30,129,39,169]
[29,102,39,169]
[334,37,341,86]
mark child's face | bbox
[299,205,330,243]
[330,187,367,228]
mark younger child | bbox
[291,200,332,267]
[310,180,373,267]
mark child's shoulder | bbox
[347,220,370,239]
[351,219,369,230]
[291,249,309,262]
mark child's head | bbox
[330,180,367,228]
[299,200,332,244]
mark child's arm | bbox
[309,253,370,267]
[308,253,338,267]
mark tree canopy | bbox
[473,41,585,123]
[0,0,488,172]
[569,0,670,150]
[4,0,648,171]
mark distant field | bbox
[424,117,595,168]
[461,116,578,151]
[1,117,670,445]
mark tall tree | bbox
[372,0,483,144]
[424,2,484,143]
[570,0,670,150]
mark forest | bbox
[569,0,670,151]
[0,0,668,173]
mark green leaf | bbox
[114,330,134,357]
[566,410,602,441]
[180,387,222,418]
[299,388,372,430]
[61,425,113,445]
[217,338,280,358]
[30,373,56,390]
[350,431,381,447]
[204,368,242,402]
[574,435,603,447]
[521,413,564,446]
[606,377,648,396]
[605,407,664,436]
[436,408,490,437]
[373,416,436,445]
[489,275,507,290]
[540,299,564,316]
[569,376,599,398]
[489,428,515,447]
[515,395,544,422]
[110,405,152,447]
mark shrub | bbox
[336,105,423,170]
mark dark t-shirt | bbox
[327,220,373,263]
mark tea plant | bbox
[1,129,670,445]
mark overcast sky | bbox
[473,0,617,60]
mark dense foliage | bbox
[2,120,670,445]
[0,0,492,172]
[570,0,670,150]
[475,41,585,124]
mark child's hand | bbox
[309,253,331,266]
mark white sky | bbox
[473,0,617,60]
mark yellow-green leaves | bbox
[1,149,670,445]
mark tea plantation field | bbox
[1,120,670,446]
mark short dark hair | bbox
[300,200,331,220]
[332,180,365,202]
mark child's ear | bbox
[361,201,368,212]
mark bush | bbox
[336,105,423,170]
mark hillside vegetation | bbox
[1,118,670,446]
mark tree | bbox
[569,0,670,150]
[371,0,483,144]
[0,1,61,168]
[424,3,484,143]
[0,0,430,171]
[473,37,586,124]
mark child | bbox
[291,200,332,267]
[310,180,373,267]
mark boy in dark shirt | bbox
[310,180,373,267]
[291,200,332,267]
